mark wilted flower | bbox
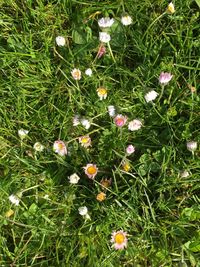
[79,135,91,148]
[55,36,66,46]
[122,162,131,172]
[100,178,112,190]
[108,105,116,117]
[167,2,175,14]
[78,206,90,220]
[159,72,173,85]
[97,87,108,100]
[5,209,14,218]
[18,129,29,139]
[99,32,111,43]
[126,145,135,155]
[69,173,80,184]
[84,164,98,179]
[81,119,91,129]
[71,68,81,80]
[97,44,106,58]
[187,141,197,152]
[73,115,80,126]
[53,140,67,156]
[180,170,190,178]
[96,192,106,202]
[9,194,20,206]
[128,119,142,131]
[33,142,44,152]
[85,68,92,76]
[114,114,127,127]
[121,15,132,26]
[111,230,128,250]
[98,17,114,28]
[145,90,158,102]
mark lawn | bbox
[0,0,200,266]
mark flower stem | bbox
[107,42,116,63]
[158,85,165,102]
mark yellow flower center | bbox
[97,87,107,95]
[123,163,130,172]
[81,137,89,143]
[115,233,125,244]
[58,143,64,150]
[87,166,97,175]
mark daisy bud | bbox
[56,36,66,46]
[187,141,197,152]
[145,90,158,103]
[99,32,111,43]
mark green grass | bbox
[0,0,200,266]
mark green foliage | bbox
[0,0,200,266]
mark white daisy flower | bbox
[73,115,80,126]
[99,32,111,43]
[187,141,197,152]
[53,140,67,156]
[167,2,175,14]
[69,173,80,184]
[9,194,20,206]
[85,68,92,76]
[78,206,90,220]
[144,90,158,102]
[81,119,91,130]
[56,36,66,46]
[128,119,142,131]
[121,15,132,26]
[108,105,116,117]
[18,129,29,139]
[33,142,44,152]
[98,17,114,28]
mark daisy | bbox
[53,140,67,156]
[96,192,106,202]
[108,105,116,117]
[69,173,80,184]
[99,32,111,43]
[167,2,175,14]
[78,206,90,220]
[5,209,14,218]
[98,17,115,28]
[100,178,112,190]
[9,194,20,206]
[33,142,44,152]
[128,119,142,131]
[84,163,98,179]
[145,90,158,102]
[85,68,92,76]
[121,15,132,26]
[111,230,128,250]
[18,129,29,139]
[114,114,127,127]
[187,141,197,152]
[180,170,190,178]
[79,135,91,148]
[73,115,80,126]
[81,118,91,129]
[122,161,131,172]
[71,68,81,80]
[55,36,66,46]
[97,87,107,100]
[126,145,135,155]
[159,72,173,85]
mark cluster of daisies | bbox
[8,2,197,251]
